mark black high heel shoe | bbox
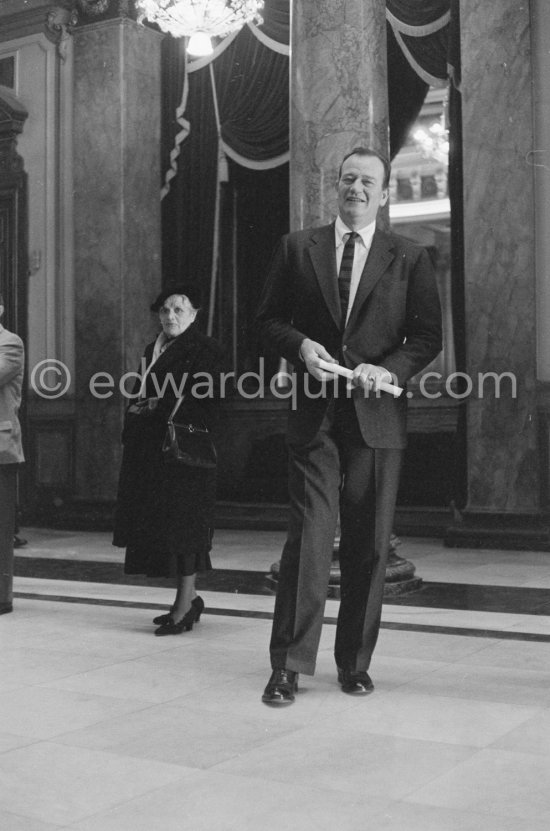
[152,608,174,626]
[154,599,203,636]
[192,595,204,622]
[153,595,204,627]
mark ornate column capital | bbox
[45,6,78,60]
[71,0,138,23]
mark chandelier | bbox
[135,0,264,55]
[413,120,449,167]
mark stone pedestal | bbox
[72,18,163,501]
[267,534,422,599]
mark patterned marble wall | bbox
[461,1,538,513]
[72,19,162,499]
[290,0,388,230]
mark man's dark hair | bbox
[0,292,4,306]
[338,147,391,189]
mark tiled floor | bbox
[2,528,550,829]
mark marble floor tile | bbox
[14,577,279,617]
[403,539,550,580]
[374,627,497,662]
[491,709,550,755]
[0,811,65,831]
[40,660,195,705]
[361,655,450,688]
[65,769,389,831]
[16,527,550,589]
[0,741,192,826]
[125,637,269,683]
[0,731,35,753]
[16,527,286,572]
[170,667,363,728]
[407,748,550,820]
[54,699,302,769]
[457,638,550,671]
[369,800,550,831]
[403,662,550,707]
[325,689,540,747]
[0,646,119,688]
[13,575,174,607]
[0,678,25,694]
[212,726,475,800]
[508,617,550,636]
[381,604,550,635]
[41,630,271,707]
[7,529,550,830]
[1,600,171,660]
[14,528,120,563]
[0,685,152,740]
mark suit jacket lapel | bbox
[345,229,395,331]
[307,224,342,331]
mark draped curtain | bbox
[161,6,290,309]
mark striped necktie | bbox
[338,231,358,329]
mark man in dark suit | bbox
[0,292,25,615]
[256,147,442,704]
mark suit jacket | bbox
[255,223,442,449]
[0,324,25,464]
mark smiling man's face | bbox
[337,153,389,230]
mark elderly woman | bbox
[113,285,223,635]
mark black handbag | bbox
[162,396,217,469]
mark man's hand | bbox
[299,338,339,382]
[350,363,393,393]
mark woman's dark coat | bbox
[113,323,223,577]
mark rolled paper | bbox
[318,359,403,397]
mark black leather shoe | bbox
[262,669,298,705]
[337,667,374,695]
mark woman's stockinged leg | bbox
[172,573,196,622]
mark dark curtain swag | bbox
[161,0,460,340]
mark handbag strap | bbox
[167,395,185,424]
[167,394,209,432]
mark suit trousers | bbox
[269,397,403,675]
[0,465,17,614]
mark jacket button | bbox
[342,345,348,352]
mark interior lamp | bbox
[187,31,214,56]
[135,1,264,55]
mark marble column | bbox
[290,0,388,230]
[282,0,420,591]
[532,0,550,385]
[72,18,163,500]
[532,0,550,521]
[445,1,548,548]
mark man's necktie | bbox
[338,231,358,329]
